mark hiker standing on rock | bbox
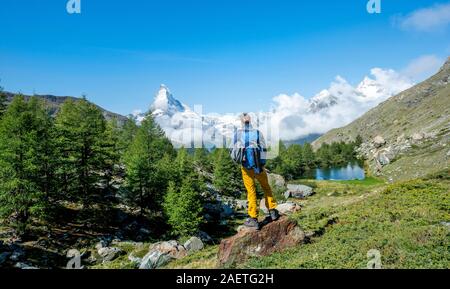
[231,113,280,229]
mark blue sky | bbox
[0,0,449,115]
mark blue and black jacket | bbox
[232,124,267,174]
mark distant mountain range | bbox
[3,63,423,151]
[3,92,128,124]
[313,57,450,181]
[139,67,414,148]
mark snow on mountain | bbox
[141,68,414,148]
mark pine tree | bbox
[280,144,304,179]
[266,140,286,173]
[163,167,204,237]
[302,143,316,169]
[102,118,122,193]
[0,81,7,118]
[123,114,174,214]
[193,148,212,173]
[354,135,363,148]
[0,96,53,234]
[54,97,110,204]
[213,148,240,197]
[118,117,139,153]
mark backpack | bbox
[244,129,263,172]
[230,129,263,172]
[230,130,245,164]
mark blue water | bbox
[302,163,365,180]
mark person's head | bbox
[240,113,251,126]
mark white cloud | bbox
[401,55,444,81]
[268,68,414,141]
[147,60,429,147]
[395,2,450,32]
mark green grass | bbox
[332,177,385,186]
[91,242,150,269]
[163,245,219,269]
[96,173,450,269]
[241,178,450,269]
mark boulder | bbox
[183,237,204,254]
[412,132,424,141]
[268,173,286,188]
[97,247,124,263]
[95,239,109,251]
[373,135,386,148]
[139,250,173,269]
[375,148,394,167]
[218,217,306,268]
[276,202,301,215]
[260,200,301,215]
[285,184,314,199]
[0,252,11,265]
[14,262,39,269]
[148,240,187,260]
[139,240,188,269]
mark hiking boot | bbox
[269,209,280,222]
[243,218,260,230]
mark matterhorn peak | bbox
[151,84,186,116]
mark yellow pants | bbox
[241,167,277,219]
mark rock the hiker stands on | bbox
[218,217,306,268]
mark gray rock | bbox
[268,173,286,188]
[235,200,248,210]
[441,222,450,227]
[128,253,142,265]
[276,202,301,215]
[148,240,187,259]
[285,184,314,199]
[412,132,424,141]
[376,149,392,166]
[0,252,11,265]
[373,136,386,148]
[183,237,204,254]
[95,240,108,251]
[98,247,123,263]
[139,251,173,269]
[9,250,24,262]
[14,262,39,269]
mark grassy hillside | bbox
[312,58,450,181]
[160,172,450,269]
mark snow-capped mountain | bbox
[138,67,414,148]
[151,84,188,117]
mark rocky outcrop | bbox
[284,184,314,199]
[139,237,205,269]
[312,59,450,181]
[218,217,306,268]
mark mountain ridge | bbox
[3,91,128,124]
[312,57,450,181]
